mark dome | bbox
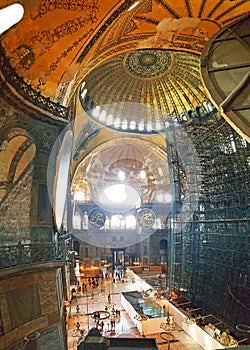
[79,49,212,133]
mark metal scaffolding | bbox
[166,107,250,330]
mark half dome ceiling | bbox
[80,49,212,133]
[72,138,169,204]
[0,0,249,200]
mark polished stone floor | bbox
[66,274,203,350]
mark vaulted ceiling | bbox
[1,0,249,100]
[0,0,249,205]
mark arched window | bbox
[111,214,125,229]
[73,180,91,202]
[73,211,81,230]
[125,215,137,229]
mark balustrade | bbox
[0,241,65,269]
[0,43,69,120]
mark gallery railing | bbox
[0,241,66,269]
[0,43,69,121]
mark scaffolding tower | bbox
[166,108,250,330]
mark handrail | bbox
[0,241,66,269]
[0,43,70,121]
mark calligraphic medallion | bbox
[137,208,156,228]
[88,208,106,228]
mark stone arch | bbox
[0,127,36,243]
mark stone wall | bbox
[0,263,66,350]
[0,167,33,243]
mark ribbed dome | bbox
[79,49,213,133]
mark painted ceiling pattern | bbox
[0,0,249,206]
[79,49,211,132]
[1,0,249,99]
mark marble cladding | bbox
[39,280,58,315]
[0,265,66,349]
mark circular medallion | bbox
[137,208,156,228]
[125,49,172,78]
[88,208,106,228]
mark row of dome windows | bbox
[79,83,216,133]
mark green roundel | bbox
[137,208,156,228]
[88,208,106,228]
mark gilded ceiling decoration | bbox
[1,0,249,99]
[125,49,172,78]
[79,49,212,133]
[0,0,249,206]
[76,0,250,80]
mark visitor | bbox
[77,330,85,345]
[99,321,104,333]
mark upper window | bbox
[0,4,24,34]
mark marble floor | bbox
[66,276,203,350]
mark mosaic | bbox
[125,49,172,79]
